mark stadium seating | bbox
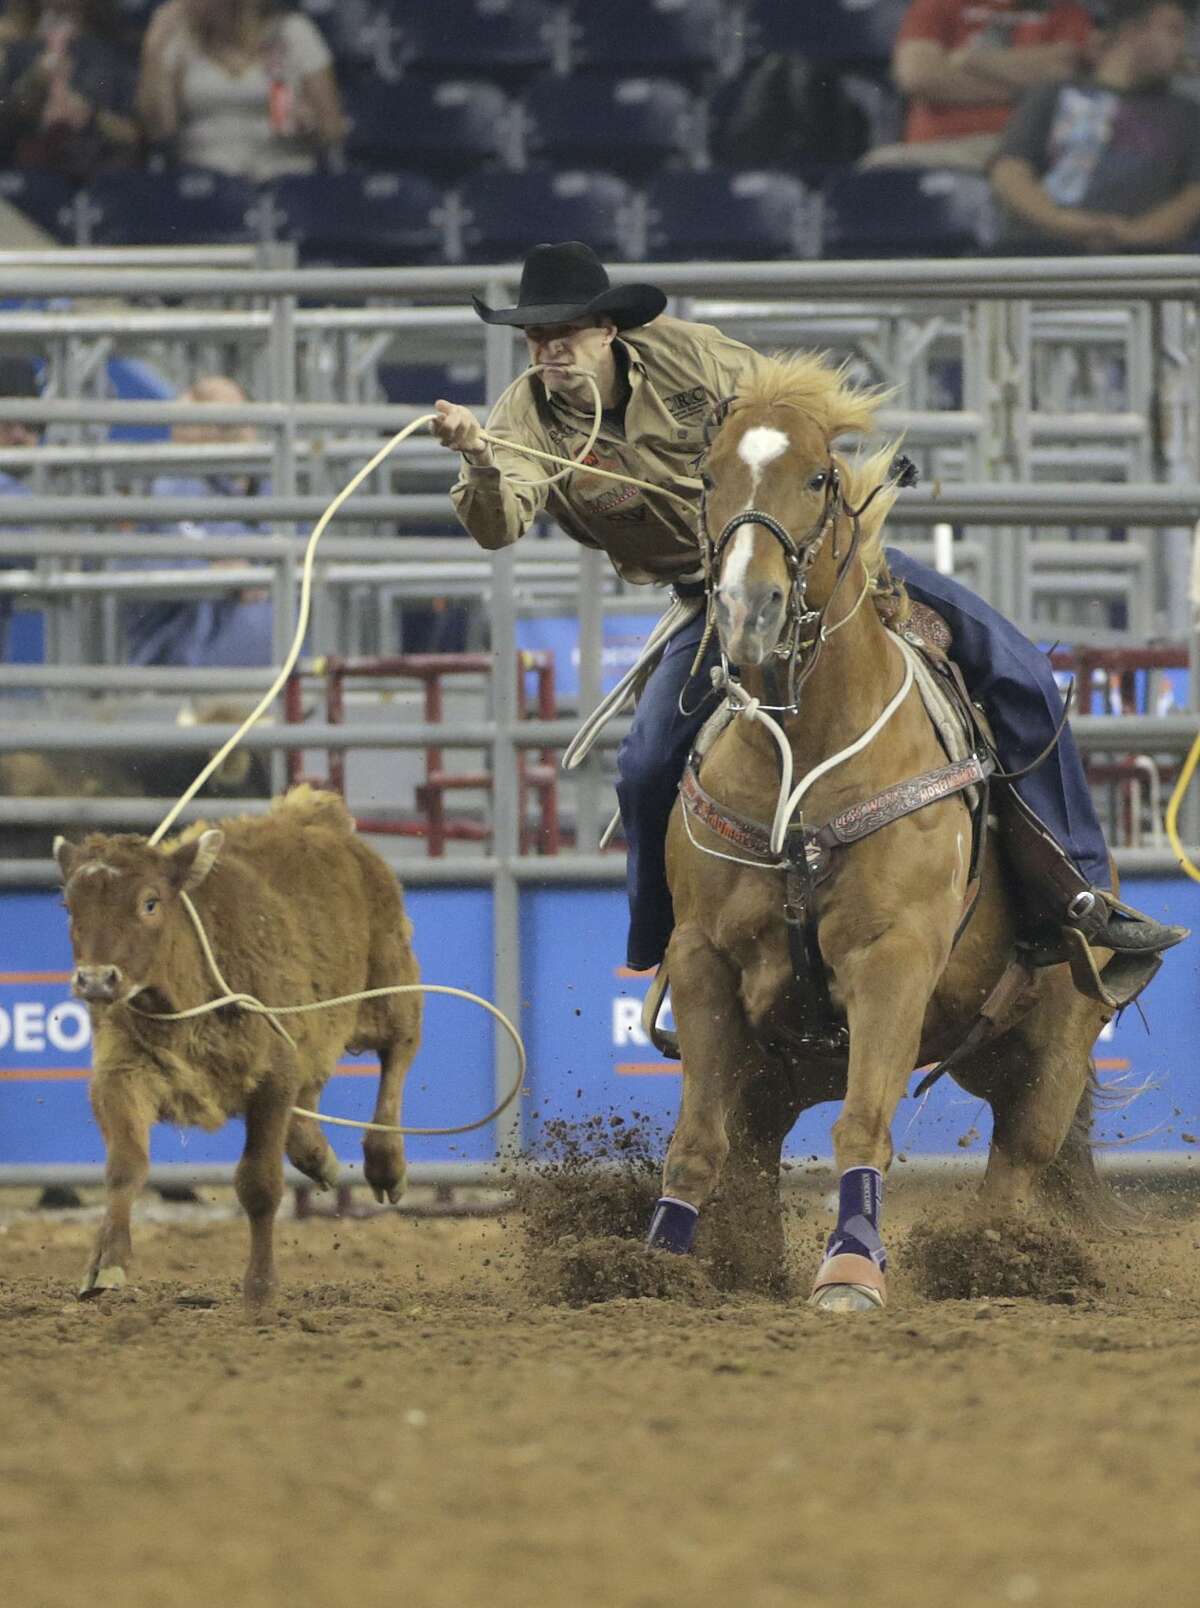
[643,168,819,261]
[455,169,634,262]
[114,0,159,35]
[81,169,261,246]
[0,170,73,241]
[267,170,446,266]
[522,74,700,179]
[298,0,407,80]
[398,0,558,82]
[568,0,732,83]
[346,78,517,177]
[745,0,906,64]
[821,168,996,259]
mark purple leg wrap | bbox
[823,1166,887,1272]
[646,1195,699,1254]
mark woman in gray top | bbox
[137,0,344,179]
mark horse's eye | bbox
[142,896,159,916]
[808,471,827,492]
[700,472,715,492]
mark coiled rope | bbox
[134,366,691,1139]
[1164,726,1200,885]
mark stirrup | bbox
[641,965,680,1060]
[1060,926,1164,1011]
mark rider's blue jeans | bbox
[615,548,1111,971]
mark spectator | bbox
[864,0,1093,170]
[136,0,344,180]
[0,354,40,664]
[991,0,1200,250]
[122,375,276,668]
[0,2,140,182]
[0,0,37,49]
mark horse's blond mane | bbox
[731,352,885,441]
[728,355,902,587]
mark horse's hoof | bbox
[78,1265,126,1299]
[809,1283,884,1314]
[317,1156,340,1192]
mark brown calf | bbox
[55,785,421,1311]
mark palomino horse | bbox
[652,354,1112,1310]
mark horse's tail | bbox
[1035,1062,1146,1233]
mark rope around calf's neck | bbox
[127,891,527,1138]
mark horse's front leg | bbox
[813,924,944,1313]
[646,925,768,1255]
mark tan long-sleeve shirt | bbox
[450,314,769,586]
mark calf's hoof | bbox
[78,1264,126,1300]
[242,1277,278,1318]
[809,1283,884,1314]
[363,1140,406,1206]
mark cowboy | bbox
[432,240,1184,985]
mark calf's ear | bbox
[53,836,79,883]
[168,828,225,892]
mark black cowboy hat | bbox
[472,241,667,330]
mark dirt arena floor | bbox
[3,1168,1199,1608]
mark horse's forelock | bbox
[726,353,884,442]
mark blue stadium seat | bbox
[455,169,634,262]
[82,169,260,246]
[821,168,996,258]
[399,0,555,82]
[746,0,906,63]
[568,0,731,83]
[643,168,817,261]
[0,170,74,241]
[268,170,446,266]
[114,0,159,33]
[297,0,406,80]
[523,74,699,178]
[347,78,515,177]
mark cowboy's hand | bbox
[432,400,493,465]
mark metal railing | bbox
[2,252,1200,1158]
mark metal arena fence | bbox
[1,248,1199,1185]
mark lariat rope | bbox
[131,366,691,1140]
[1165,726,1200,885]
[147,365,690,848]
[129,891,526,1138]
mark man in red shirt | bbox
[866,0,1094,169]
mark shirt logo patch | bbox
[664,386,709,420]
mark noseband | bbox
[697,448,917,715]
[702,463,849,714]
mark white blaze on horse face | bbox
[737,425,790,485]
[721,426,792,621]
